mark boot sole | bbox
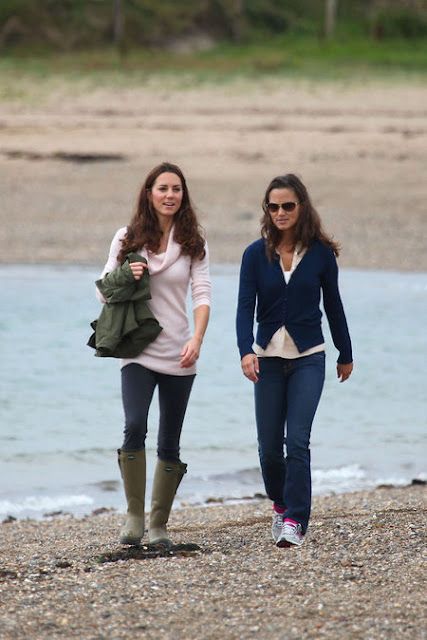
[149,538,172,549]
[276,537,304,548]
[120,536,142,546]
[276,538,292,548]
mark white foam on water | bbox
[312,464,369,494]
[0,494,93,516]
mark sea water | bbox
[0,265,426,519]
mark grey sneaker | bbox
[272,511,286,542]
[276,521,305,547]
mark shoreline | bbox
[2,478,425,523]
[1,484,425,639]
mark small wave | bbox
[188,464,372,502]
[313,464,366,481]
[4,448,116,463]
[0,494,93,516]
[312,464,368,494]
[203,467,261,483]
[199,465,366,485]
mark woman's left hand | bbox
[180,336,202,368]
[337,362,353,382]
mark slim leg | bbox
[156,373,196,461]
[121,363,157,451]
[284,353,325,532]
[254,357,287,507]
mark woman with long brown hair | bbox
[236,173,353,547]
[97,162,211,547]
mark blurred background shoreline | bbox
[1,73,426,271]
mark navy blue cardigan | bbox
[236,238,352,364]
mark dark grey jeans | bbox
[121,363,195,461]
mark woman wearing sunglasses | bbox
[236,173,353,547]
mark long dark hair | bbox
[260,173,340,261]
[117,162,205,264]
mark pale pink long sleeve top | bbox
[97,226,211,376]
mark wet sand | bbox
[1,77,426,270]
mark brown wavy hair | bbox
[117,162,206,264]
[260,173,340,261]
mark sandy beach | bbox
[0,484,425,639]
[1,77,426,271]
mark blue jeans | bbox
[254,353,325,533]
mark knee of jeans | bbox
[123,418,147,450]
[258,448,284,467]
[286,440,310,461]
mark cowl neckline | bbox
[140,225,182,275]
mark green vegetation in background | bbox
[1,36,426,87]
[1,0,427,50]
[0,1,426,97]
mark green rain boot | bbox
[148,459,187,547]
[117,449,146,545]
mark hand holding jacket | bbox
[87,253,162,358]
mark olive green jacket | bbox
[87,253,162,358]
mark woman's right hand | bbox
[129,261,148,281]
[241,353,260,383]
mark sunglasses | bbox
[267,201,299,213]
